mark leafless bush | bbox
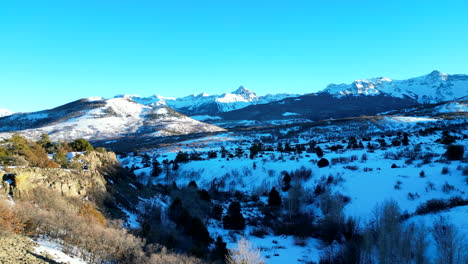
[343,165,358,171]
[331,157,351,165]
[0,197,24,235]
[432,216,468,264]
[227,237,265,264]
[442,182,455,193]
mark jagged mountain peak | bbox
[232,86,255,96]
[323,71,467,103]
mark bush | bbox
[446,145,464,161]
[0,134,59,168]
[442,182,455,193]
[290,166,313,181]
[69,138,94,152]
[175,151,190,163]
[13,189,147,263]
[317,158,330,168]
[250,226,268,238]
[227,237,264,264]
[441,167,449,175]
[344,165,358,171]
[415,199,449,215]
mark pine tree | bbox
[268,187,281,207]
[223,202,245,230]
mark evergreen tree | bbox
[151,159,162,177]
[235,146,244,158]
[175,151,190,163]
[223,202,245,230]
[402,133,409,146]
[277,142,284,152]
[212,236,229,263]
[69,138,94,152]
[268,187,281,207]
[316,146,324,158]
[282,172,292,192]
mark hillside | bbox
[0,97,467,264]
[0,97,224,142]
[116,102,468,264]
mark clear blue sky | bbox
[1,0,467,112]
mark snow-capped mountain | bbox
[120,86,299,116]
[0,108,13,117]
[0,97,224,142]
[323,70,468,103]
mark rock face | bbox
[0,151,118,198]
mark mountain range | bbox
[0,71,466,141]
[0,108,13,118]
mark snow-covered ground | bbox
[118,115,467,263]
[34,237,87,264]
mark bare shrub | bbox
[432,216,468,264]
[372,200,402,264]
[250,226,268,238]
[0,197,24,235]
[415,199,449,215]
[442,182,455,193]
[290,166,312,181]
[343,165,358,171]
[227,237,265,264]
[12,188,148,263]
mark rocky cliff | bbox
[0,151,119,198]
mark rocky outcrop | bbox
[1,168,106,198]
[78,151,120,172]
[0,151,119,198]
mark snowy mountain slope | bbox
[120,86,299,116]
[0,108,14,117]
[220,93,418,122]
[323,70,468,103]
[0,97,225,141]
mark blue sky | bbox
[1,0,467,112]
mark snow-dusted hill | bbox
[0,108,13,117]
[0,97,224,141]
[323,70,468,103]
